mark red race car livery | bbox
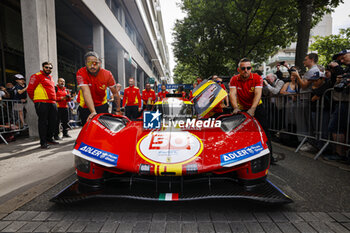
[52,94,291,204]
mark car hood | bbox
[73,115,269,176]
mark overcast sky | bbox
[160,0,350,76]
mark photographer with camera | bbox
[54,78,71,139]
[324,50,350,162]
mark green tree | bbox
[173,62,198,84]
[294,0,342,71]
[309,27,350,67]
[173,0,300,79]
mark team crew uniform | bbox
[55,85,71,137]
[229,73,273,155]
[123,86,141,120]
[142,89,156,110]
[76,67,116,125]
[27,70,57,146]
[158,91,169,101]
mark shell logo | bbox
[137,131,203,165]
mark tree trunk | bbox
[295,0,314,72]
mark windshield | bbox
[155,98,194,121]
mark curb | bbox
[0,167,74,218]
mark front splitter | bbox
[50,178,292,204]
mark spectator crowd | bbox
[261,50,350,164]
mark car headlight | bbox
[220,114,246,132]
[75,155,90,173]
[98,115,126,133]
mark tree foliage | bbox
[173,62,198,84]
[173,0,300,80]
[310,27,350,67]
[172,0,342,83]
[294,0,342,70]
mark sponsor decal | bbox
[159,193,179,201]
[78,142,118,166]
[137,132,203,165]
[92,119,118,136]
[220,142,265,166]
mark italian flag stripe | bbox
[159,193,179,201]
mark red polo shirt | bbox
[76,67,116,108]
[142,89,156,105]
[158,91,169,100]
[229,73,263,110]
[123,86,141,108]
[56,85,71,108]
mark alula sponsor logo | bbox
[162,118,221,128]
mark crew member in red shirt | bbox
[55,78,71,139]
[175,85,186,99]
[77,51,121,125]
[188,82,197,100]
[27,62,58,149]
[123,77,141,119]
[216,77,229,106]
[229,58,275,163]
[157,84,169,101]
[142,83,156,110]
[196,77,203,85]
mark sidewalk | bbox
[272,141,350,172]
[0,128,81,215]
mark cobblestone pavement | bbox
[0,139,349,232]
[0,210,350,232]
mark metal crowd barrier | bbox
[0,99,29,144]
[262,88,350,160]
[67,105,81,129]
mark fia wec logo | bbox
[143,110,162,129]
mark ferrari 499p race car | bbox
[51,82,291,204]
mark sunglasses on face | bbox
[44,66,53,69]
[86,61,100,67]
[240,66,252,71]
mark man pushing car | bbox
[229,58,276,164]
[76,51,121,125]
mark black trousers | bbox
[78,103,109,126]
[125,106,139,120]
[254,104,273,156]
[34,102,57,145]
[55,108,69,136]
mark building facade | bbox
[0,0,170,136]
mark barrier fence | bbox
[262,88,350,160]
[0,99,81,144]
[0,99,28,144]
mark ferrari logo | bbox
[166,157,171,163]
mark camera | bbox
[334,73,350,92]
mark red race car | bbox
[52,94,291,204]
